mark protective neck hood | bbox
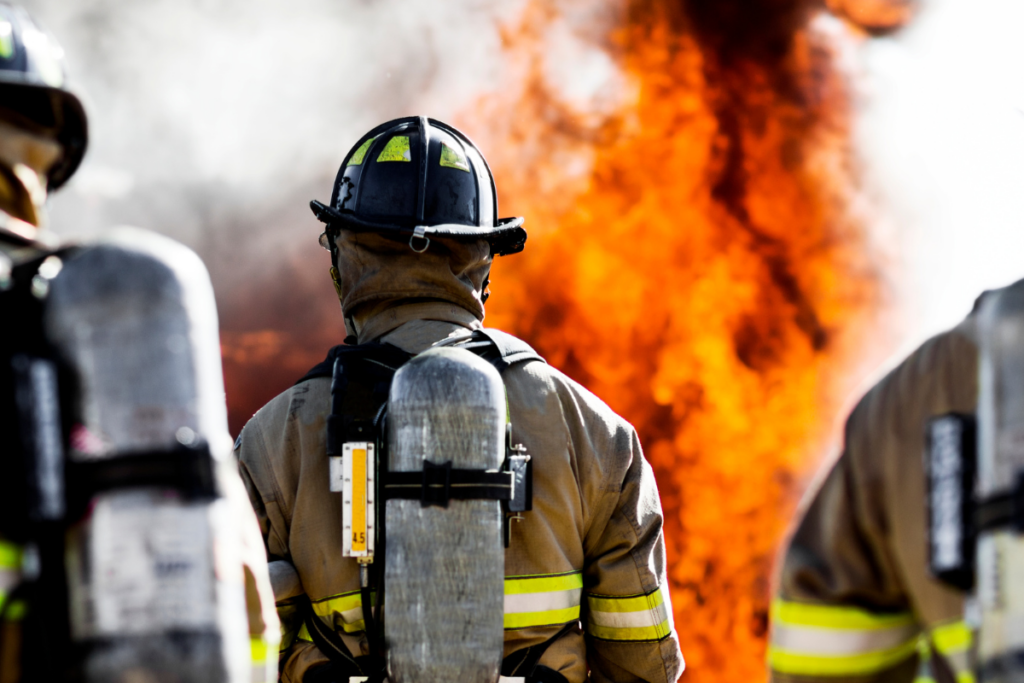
[332,228,490,340]
[0,120,61,229]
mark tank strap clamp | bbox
[383,459,514,508]
[68,441,217,513]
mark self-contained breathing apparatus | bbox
[926,280,1024,682]
[295,329,575,683]
[0,230,258,683]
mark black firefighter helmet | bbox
[311,116,526,257]
[0,3,87,190]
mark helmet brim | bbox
[311,199,526,257]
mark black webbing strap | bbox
[68,443,216,503]
[384,460,514,507]
[501,621,576,682]
[302,604,365,677]
[973,469,1024,534]
[976,489,1021,533]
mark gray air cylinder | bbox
[385,347,506,683]
[976,280,1024,682]
[43,228,249,683]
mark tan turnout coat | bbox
[769,308,986,683]
[237,319,685,683]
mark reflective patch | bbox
[586,585,672,642]
[0,598,25,621]
[250,636,268,664]
[503,571,582,630]
[929,621,975,683]
[931,620,972,655]
[0,20,12,60]
[769,599,919,676]
[21,25,62,87]
[439,142,470,172]
[0,540,21,569]
[251,635,273,683]
[311,589,373,633]
[348,137,375,166]
[376,136,411,162]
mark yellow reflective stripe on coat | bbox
[929,620,975,683]
[769,599,920,676]
[0,596,26,622]
[0,540,21,620]
[586,585,672,641]
[311,590,370,634]
[0,541,20,569]
[504,571,582,629]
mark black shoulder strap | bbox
[301,327,543,385]
[501,621,575,682]
[477,328,545,371]
[302,602,383,680]
[297,342,412,385]
[324,343,412,455]
[436,328,545,373]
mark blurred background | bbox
[20,0,1024,680]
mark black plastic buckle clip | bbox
[506,449,532,513]
[421,460,453,508]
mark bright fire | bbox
[464,1,884,681]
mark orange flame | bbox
[460,1,883,680]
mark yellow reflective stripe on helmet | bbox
[0,21,13,60]
[769,600,919,676]
[376,136,411,162]
[439,142,470,172]
[504,571,582,629]
[586,585,672,641]
[0,541,21,569]
[311,590,371,634]
[348,137,375,166]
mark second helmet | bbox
[311,116,526,257]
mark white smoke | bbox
[852,0,1024,349]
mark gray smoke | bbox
[18,0,530,429]
[22,0,522,288]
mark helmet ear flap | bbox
[329,265,343,302]
[321,226,344,306]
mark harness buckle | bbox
[421,459,452,508]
